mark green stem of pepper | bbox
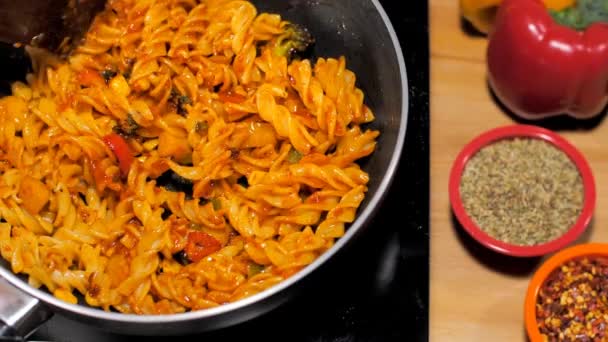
[551,0,608,30]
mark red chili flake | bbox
[537,257,608,341]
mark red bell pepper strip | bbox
[102,133,134,177]
[184,231,222,262]
[487,0,608,120]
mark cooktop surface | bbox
[29,1,430,341]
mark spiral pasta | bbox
[0,0,380,314]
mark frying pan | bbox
[0,0,408,338]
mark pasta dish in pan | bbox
[0,0,379,314]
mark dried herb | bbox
[536,257,608,341]
[459,138,583,246]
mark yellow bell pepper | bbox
[461,0,576,33]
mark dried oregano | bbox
[459,138,584,246]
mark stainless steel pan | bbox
[0,0,408,338]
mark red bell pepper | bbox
[487,0,608,119]
[184,231,222,262]
[102,133,134,177]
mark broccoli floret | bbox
[273,23,315,60]
[112,113,139,137]
[169,89,192,116]
[195,121,208,134]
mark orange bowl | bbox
[524,243,608,341]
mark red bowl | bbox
[448,125,596,257]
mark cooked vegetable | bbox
[177,95,192,114]
[184,231,222,262]
[109,74,130,97]
[102,133,134,177]
[157,132,192,162]
[286,148,303,163]
[113,113,139,137]
[460,0,575,33]
[210,198,221,210]
[243,122,276,148]
[273,23,315,60]
[247,263,264,277]
[195,121,208,134]
[487,0,608,119]
[169,90,192,115]
[19,176,50,215]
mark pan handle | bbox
[0,277,52,340]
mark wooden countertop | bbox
[430,1,608,341]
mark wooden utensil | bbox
[0,0,106,55]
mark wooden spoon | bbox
[0,0,106,55]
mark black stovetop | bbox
[30,1,430,341]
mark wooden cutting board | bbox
[429,0,608,340]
